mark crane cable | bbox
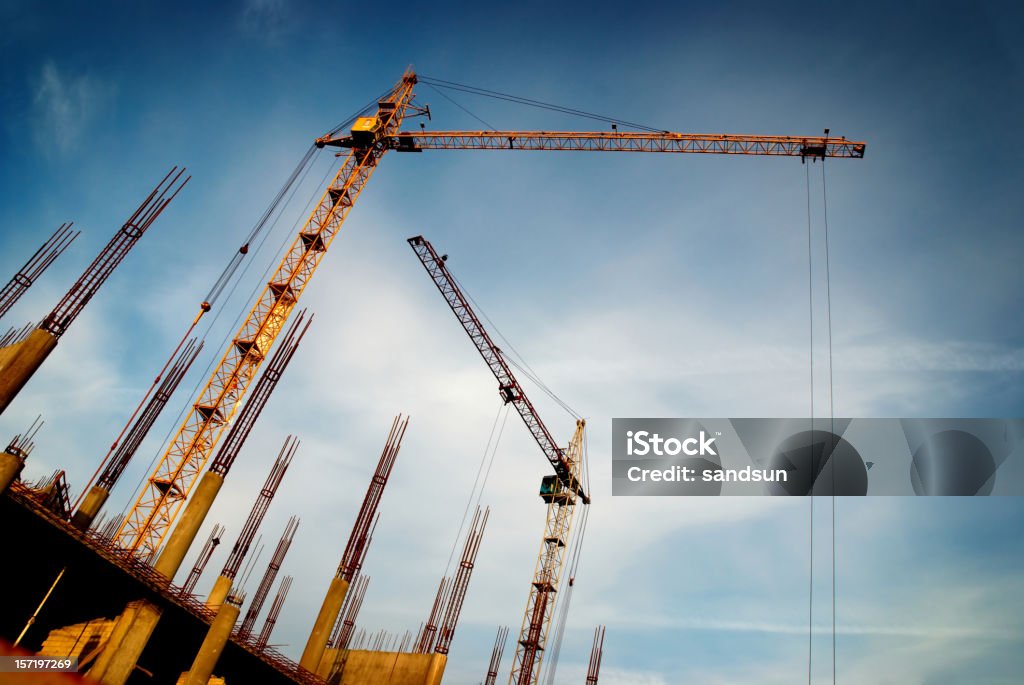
[71,145,320,515]
[806,159,815,685]
[418,76,667,133]
[422,81,499,132]
[506,355,580,421]
[805,157,838,685]
[205,86,391,305]
[204,145,318,305]
[443,402,510,580]
[822,159,837,685]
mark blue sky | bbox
[1,1,1023,683]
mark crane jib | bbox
[385,131,865,157]
[408,235,589,504]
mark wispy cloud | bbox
[238,0,294,43]
[609,615,1021,641]
[30,60,116,154]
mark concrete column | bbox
[299,575,350,672]
[206,574,232,611]
[71,485,110,531]
[0,450,25,494]
[183,593,241,685]
[87,600,162,685]
[89,471,225,683]
[0,328,58,415]
[425,653,447,685]
[317,646,340,678]
[154,471,224,579]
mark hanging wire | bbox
[444,402,510,579]
[474,407,509,515]
[821,158,837,685]
[204,145,319,305]
[805,159,815,685]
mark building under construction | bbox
[0,69,864,685]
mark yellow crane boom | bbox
[324,129,865,158]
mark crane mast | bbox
[116,71,425,558]
[408,235,588,685]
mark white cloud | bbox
[31,60,116,154]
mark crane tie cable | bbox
[448,271,580,420]
[806,159,815,685]
[822,158,837,685]
[805,153,839,685]
[419,75,667,133]
[422,82,498,132]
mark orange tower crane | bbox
[109,65,863,655]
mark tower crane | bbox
[409,234,587,685]
[105,66,864,684]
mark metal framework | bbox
[30,469,73,518]
[256,575,293,651]
[113,71,423,559]
[323,574,371,681]
[382,130,865,157]
[41,168,188,338]
[0,322,35,347]
[328,573,370,650]
[408,233,587,684]
[435,506,489,654]
[336,414,409,582]
[96,339,202,491]
[511,421,585,685]
[485,626,510,685]
[0,223,78,322]
[5,414,44,461]
[117,311,310,557]
[585,626,605,685]
[8,483,323,685]
[408,235,586,502]
[241,515,299,640]
[415,576,452,653]
[181,523,224,595]
[221,437,296,579]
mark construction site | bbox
[0,65,868,685]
